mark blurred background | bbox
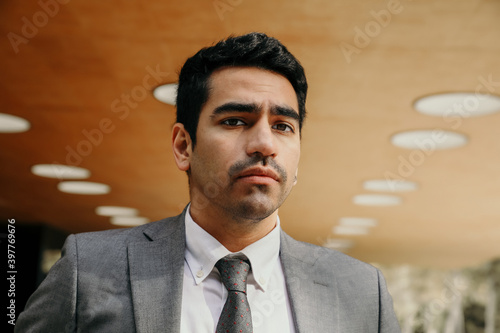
[1,0,499,331]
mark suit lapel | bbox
[128,213,186,333]
[280,231,339,333]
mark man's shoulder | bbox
[71,213,184,249]
[281,231,378,276]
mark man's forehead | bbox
[206,67,299,110]
[209,66,290,84]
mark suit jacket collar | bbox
[280,230,339,333]
[127,210,340,333]
[128,210,187,333]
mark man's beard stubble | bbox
[223,154,290,223]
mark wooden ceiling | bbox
[1,0,499,269]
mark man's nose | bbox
[245,120,276,158]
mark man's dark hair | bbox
[176,32,308,146]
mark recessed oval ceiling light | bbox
[0,113,30,133]
[57,181,110,195]
[153,83,177,105]
[339,217,378,227]
[96,206,139,217]
[391,130,468,150]
[323,239,354,251]
[110,216,149,226]
[333,225,369,235]
[31,164,91,179]
[363,179,418,192]
[414,92,500,117]
[353,194,402,206]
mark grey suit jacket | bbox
[16,211,401,332]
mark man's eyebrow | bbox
[211,102,299,122]
[271,105,300,122]
[212,102,260,116]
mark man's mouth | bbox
[236,167,280,184]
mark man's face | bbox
[187,66,301,222]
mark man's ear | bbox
[172,123,192,172]
[293,168,298,186]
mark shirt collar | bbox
[184,204,281,291]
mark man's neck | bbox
[188,203,278,252]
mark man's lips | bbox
[236,167,280,183]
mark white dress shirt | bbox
[180,207,296,333]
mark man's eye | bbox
[221,119,245,126]
[273,123,294,133]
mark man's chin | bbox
[229,198,277,223]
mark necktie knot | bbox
[215,257,250,293]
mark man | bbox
[16,32,401,332]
